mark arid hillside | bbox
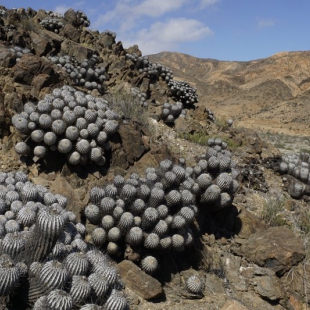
[149,51,310,136]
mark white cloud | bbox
[134,0,188,17]
[93,0,189,31]
[54,5,70,15]
[121,18,213,55]
[257,18,276,29]
[200,0,219,8]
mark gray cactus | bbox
[141,255,158,274]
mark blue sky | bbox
[1,0,310,61]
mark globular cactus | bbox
[88,272,110,299]
[15,142,30,156]
[186,275,204,295]
[105,184,118,198]
[129,198,146,215]
[120,184,137,203]
[69,275,91,304]
[171,215,186,230]
[20,183,38,203]
[216,173,233,191]
[31,129,45,143]
[105,289,128,310]
[89,186,105,205]
[84,146,240,273]
[100,197,116,216]
[1,232,25,258]
[107,242,119,256]
[92,227,107,246]
[152,219,168,237]
[117,212,134,232]
[141,207,159,229]
[125,226,143,246]
[196,173,213,190]
[171,234,185,251]
[33,296,48,310]
[84,204,101,224]
[39,260,68,291]
[46,289,73,310]
[147,187,165,208]
[200,184,221,204]
[101,215,115,231]
[108,227,121,243]
[141,255,158,274]
[165,190,181,206]
[5,220,20,233]
[64,252,89,276]
[34,145,47,158]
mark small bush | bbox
[179,132,209,145]
[105,90,149,127]
[20,19,36,31]
[260,196,287,227]
[300,148,310,154]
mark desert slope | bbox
[149,51,310,136]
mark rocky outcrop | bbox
[241,226,305,275]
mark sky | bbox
[1,0,310,61]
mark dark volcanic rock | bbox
[29,29,62,56]
[0,45,16,67]
[241,226,305,275]
[234,208,267,239]
[11,54,56,84]
[63,23,80,42]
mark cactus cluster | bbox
[12,85,120,166]
[240,162,268,192]
[75,10,90,28]
[125,53,173,82]
[161,102,185,124]
[40,15,64,33]
[125,53,197,122]
[278,152,310,199]
[84,139,239,273]
[8,45,31,62]
[0,9,6,17]
[0,170,128,309]
[85,161,199,273]
[48,54,107,93]
[167,80,198,105]
[198,138,239,211]
[205,108,216,122]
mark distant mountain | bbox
[149,51,310,136]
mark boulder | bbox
[110,121,149,169]
[241,226,305,275]
[234,208,267,239]
[118,260,163,300]
[252,275,285,301]
[0,45,16,67]
[11,53,60,86]
[61,39,95,62]
[63,23,80,42]
[29,29,62,56]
